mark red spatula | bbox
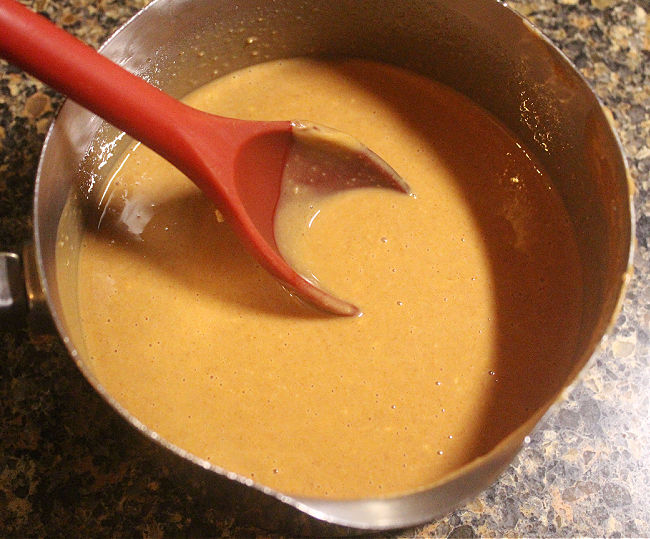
[0,0,410,315]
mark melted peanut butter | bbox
[71,59,582,498]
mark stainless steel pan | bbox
[1,0,633,532]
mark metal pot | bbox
[1,0,633,532]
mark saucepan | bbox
[0,0,632,533]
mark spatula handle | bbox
[0,0,198,165]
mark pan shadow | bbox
[81,187,326,320]
[311,60,584,461]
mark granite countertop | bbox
[1,0,648,536]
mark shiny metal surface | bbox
[0,245,51,333]
[0,251,26,327]
[31,0,632,531]
[22,242,54,335]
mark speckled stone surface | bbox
[1,0,648,537]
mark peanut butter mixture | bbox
[71,59,582,498]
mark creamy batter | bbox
[70,59,583,498]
